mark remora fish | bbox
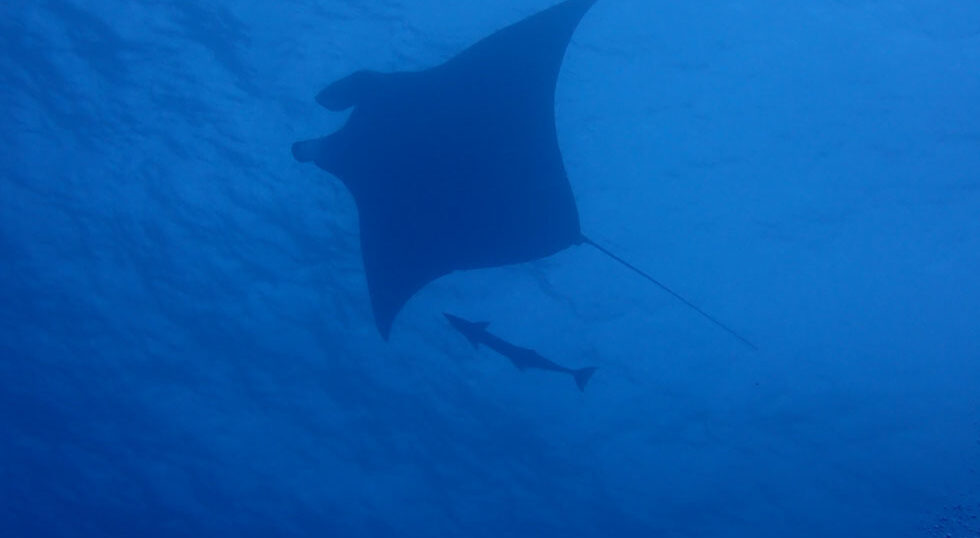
[444,313,597,391]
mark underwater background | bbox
[2,0,979,536]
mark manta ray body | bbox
[293,0,755,349]
[294,0,595,338]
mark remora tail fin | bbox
[573,366,598,391]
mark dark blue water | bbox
[2,1,979,536]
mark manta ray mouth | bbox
[290,139,319,163]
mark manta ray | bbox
[292,0,754,348]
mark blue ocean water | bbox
[2,0,979,536]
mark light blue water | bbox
[2,1,979,536]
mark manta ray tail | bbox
[573,366,598,392]
[580,235,758,350]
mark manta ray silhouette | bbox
[293,0,754,348]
